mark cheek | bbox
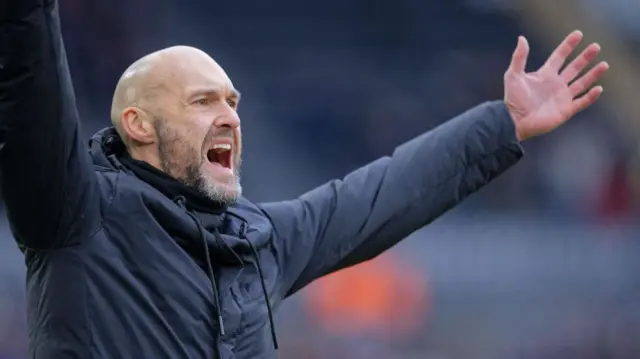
[178,131,205,162]
[184,119,210,153]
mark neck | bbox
[128,146,164,174]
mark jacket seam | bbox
[82,232,96,359]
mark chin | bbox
[199,178,242,205]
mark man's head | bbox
[110,46,242,204]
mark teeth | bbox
[212,143,231,152]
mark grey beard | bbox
[154,119,242,205]
[196,171,242,205]
[160,155,242,205]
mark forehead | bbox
[167,53,236,97]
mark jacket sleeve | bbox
[0,0,100,249]
[259,101,524,297]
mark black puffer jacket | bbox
[0,0,523,358]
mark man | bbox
[0,0,608,358]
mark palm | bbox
[509,71,573,132]
[504,31,609,141]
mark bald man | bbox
[0,1,608,359]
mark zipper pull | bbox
[239,222,248,239]
[173,196,186,209]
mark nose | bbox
[213,111,241,129]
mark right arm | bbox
[0,0,100,249]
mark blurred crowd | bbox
[1,0,639,358]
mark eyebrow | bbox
[189,86,241,101]
[230,89,241,102]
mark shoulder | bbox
[93,167,173,214]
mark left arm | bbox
[259,100,523,297]
[262,29,609,298]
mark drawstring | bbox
[175,196,226,352]
[175,196,279,352]
[189,210,226,336]
[240,222,279,350]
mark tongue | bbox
[208,150,230,169]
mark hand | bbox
[504,30,609,141]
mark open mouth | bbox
[206,143,232,169]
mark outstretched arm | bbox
[261,31,608,298]
[261,101,523,297]
[0,0,99,249]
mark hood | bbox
[87,126,262,235]
[88,126,127,170]
[89,126,227,214]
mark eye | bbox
[226,99,238,108]
[194,98,210,105]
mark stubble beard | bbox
[154,119,242,205]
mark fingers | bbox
[570,86,603,115]
[543,30,583,72]
[560,43,601,83]
[569,61,609,97]
[508,36,530,74]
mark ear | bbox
[120,107,156,145]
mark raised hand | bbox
[504,30,609,141]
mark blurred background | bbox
[2,0,640,358]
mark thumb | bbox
[508,36,529,74]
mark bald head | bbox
[109,46,243,204]
[110,46,229,140]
